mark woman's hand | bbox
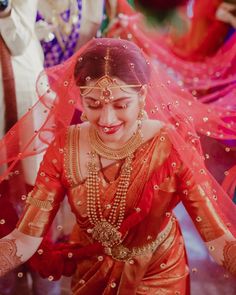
[205,233,236,277]
[0,228,42,277]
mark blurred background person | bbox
[36,0,104,68]
[0,0,60,294]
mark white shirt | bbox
[0,0,44,183]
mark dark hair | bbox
[74,38,150,87]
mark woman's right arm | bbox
[0,130,67,277]
[0,228,42,277]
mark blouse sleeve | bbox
[17,132,66,237]
[176,150,236,276]
[177,163,228,241]
[0,0,37,55]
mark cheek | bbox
[85,110,100,122]
[126,104,140,117]
[122,108,139,123]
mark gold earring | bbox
[137,109,148,128]
[138,109,148,121]
[80,112,88,122]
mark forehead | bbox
[84,87,139,100]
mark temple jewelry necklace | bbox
[89,126,144,160]
[86,151,133,248]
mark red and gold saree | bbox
[16,124,235,294]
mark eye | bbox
[84,98,101,109]
[87,105,101,110]
[86,103,102,109]
[114,103,129,109]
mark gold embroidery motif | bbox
[0,239,22,277]
[223,241,236,276]
[26,195,53,211]
[104,219,173,261]
[17,185,62,237]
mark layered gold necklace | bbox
[86,126,143,248]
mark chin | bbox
[99,127,125,143]
[100,131,123,142]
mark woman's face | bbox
[81,77,144,146]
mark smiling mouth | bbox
[99,124,123,134]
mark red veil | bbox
[0,38,235,287]
[167,0,231,61]
[107,0,236,108]
[105,0,236,188]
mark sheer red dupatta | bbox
[106,0,236,105]
[105,0,236,186]
[0,38,235,280]
[0,35,32,237]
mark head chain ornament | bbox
[79,48,143,103]
[79,75,143,104]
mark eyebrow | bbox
[84,97,133,103]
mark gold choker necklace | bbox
[89,126,143,160]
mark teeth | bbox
[103,127,110,133]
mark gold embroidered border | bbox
[64,125,81,186]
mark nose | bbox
[98,104,117,126]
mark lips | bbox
[99,123,123,134]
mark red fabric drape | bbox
[0,36,28,236]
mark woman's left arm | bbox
[0,0,38,55]
[177,161,236,276]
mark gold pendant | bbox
[92,221,122,247]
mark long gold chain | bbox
[89,127,143,160]
[46,0,79,36]
[86,152,133,248]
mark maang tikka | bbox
[79,48,143,103]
